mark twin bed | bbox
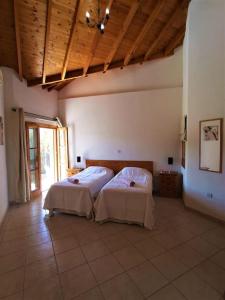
[43,160,155,229]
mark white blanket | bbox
[94,167,155,229]
[43,166,114,217]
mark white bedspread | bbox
[43,166,114,218]
[94,167,155,229]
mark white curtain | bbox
[18,108,30,202]
[6,107,30,203]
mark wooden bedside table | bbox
[158,172,182,198]
[67,168,83,177]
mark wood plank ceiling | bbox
[0,0,190,91]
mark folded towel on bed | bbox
[68,178,79,184]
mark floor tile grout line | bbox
[168,248,225,296]
[144,281,189,300]
[49,230,66,300]
[0,224,224,279]
[129,238,225,297]
[22,259,26,300]
[78,245,107,300]
[1,197,225,300]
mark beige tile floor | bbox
[0,196,225,300]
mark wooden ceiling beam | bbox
[164,25,185,56]
[83,0,114,76]
[123,0,165,67]
[27,51,168,87]
[42,0,53,84]
[55,80,72,91]
[61,0,80,80]
[103,0,140,73]
[144,1,185,61]
[42,82,57,91]
[47,83,58,92]
[13,0,23,81]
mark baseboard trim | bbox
[184,203,225,225]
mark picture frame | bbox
[184,115,187,141]
[199,118,223,173]
[181,140,185,168]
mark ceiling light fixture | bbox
[85,0,110,34]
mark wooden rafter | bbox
[83,33,100,76]
[83,0,114,76]
[164,25,185,56]
[1,0,191,86]
[27,51,169,87]
[55,80,72,91]
[61,0,80,80]
[13,0,23,81]
[144,2,184,61]
[42,0,53,84]
[123,0,165,67]
[45,83,57,91]
[103,0,140,73]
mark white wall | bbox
[0,70,8,226]
[59,48,183,174]
[59,47,183,99]
[183,0,225,221]
[1,67,58,203]
[59,90,182,173]
[2,67,58,117]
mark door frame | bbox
[25,122,59,198]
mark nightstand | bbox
[67,168,83,177]
[158,172,182,198]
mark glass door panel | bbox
[26,123,68,198]
[26,124,41,197]
[40,128,57,191]
[57,127,68,180]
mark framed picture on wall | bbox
[184,115,187,141]
[181,140,185,168]
[199,118,223,173]
[0,116,3,145]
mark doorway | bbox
[40,127,57,192]
[26,122,68,198]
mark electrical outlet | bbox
[206,193,213,199]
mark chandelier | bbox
[85,1,110,34]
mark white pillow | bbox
[86,166,112,174]
[121,167,149,177]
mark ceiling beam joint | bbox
[27,51,169,87]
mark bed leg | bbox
[48,209,54,217]
[91,210,95,221]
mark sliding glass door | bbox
[26,123,41,198]
[40,127,57,191]
[26,122,68,198]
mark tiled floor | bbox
[0,196,225,300]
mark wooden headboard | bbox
[86,160,154,174]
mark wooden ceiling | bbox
[0,0,190,91]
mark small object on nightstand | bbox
[168,157,173,173]
[158,171,182,198]
[67,168,83,177]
